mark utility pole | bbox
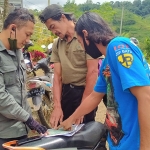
[3,0,9,23]
[21,0,23,8]
[119,6,124,35]
[48,0,50,6]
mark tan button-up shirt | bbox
[50,36,93,86]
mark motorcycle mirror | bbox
[48,43,53,50]
[41,45,46,49]
[24,59,30,64]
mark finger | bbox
[75,119,80,125]
[80,117,84,123]
[64,126,72,131]
[40,133,44,136]
[46,131,49,135]
[54,119,59,129]
[50,117,55,128]
[41,131,49,136]
[56,124,62,130]
[60,115,63,123]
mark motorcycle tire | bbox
[38,93,53,128]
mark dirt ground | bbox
[28,69,109,149]
[95,102,109,150]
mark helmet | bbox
[130,37,139,45]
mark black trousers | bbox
[61,84,97,123]
[61,84,107,149]
[0,135,27,150]
[103,94,107,107]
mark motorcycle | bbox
[22,40,35,77]
[23,42,54,128]
[2,121,107,150]
[26,56,54,128]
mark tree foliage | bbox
[30,0,150,62]
[112,0,150,17]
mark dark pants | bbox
[0,135,27,150]
[103,94,107,107]
[61,84,97,123]
[61,84,107,149]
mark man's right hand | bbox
[50,107,63,129]
[25,116,48,135]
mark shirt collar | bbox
[0,40,16,56]
[0,40,6,51]
[60,32,77,42]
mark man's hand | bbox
[50,107,63,129]
[57,117,74,131]
[74,116,84,125]
[25,116,48,135]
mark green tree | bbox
[92,2,116,23]
[143,38,150,62]
[63,0,82,18]
[3,0,8,22]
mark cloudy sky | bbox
[23,0,134,10]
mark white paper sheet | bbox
[45,124,84,137]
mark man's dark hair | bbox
[38,4,76,23]
[75,12,117,46]
[39,13,76,23]
[3,8,35,29]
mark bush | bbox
[30,50,47,62]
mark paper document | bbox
[45,124,84,137]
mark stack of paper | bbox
[45,124,84,137]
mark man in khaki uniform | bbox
[0,8,47,150]
[39,4,99,128]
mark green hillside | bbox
[112,8,150,45]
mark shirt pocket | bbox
[3,66,17,86]
[71,48,87,68]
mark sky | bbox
[23,0,134,10]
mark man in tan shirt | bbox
[39,4,99,128]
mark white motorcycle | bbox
[25,56,54,128]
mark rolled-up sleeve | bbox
[50,38,60,63]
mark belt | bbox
[63,84,85,89]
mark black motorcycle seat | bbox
[20,121,107,149]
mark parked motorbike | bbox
[26,56,54,128]
[22,40,35,77]
[23,42,54,128]
[2,121,107,150]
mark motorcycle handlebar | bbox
[2,140,45,150]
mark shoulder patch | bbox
[118,53,133,68]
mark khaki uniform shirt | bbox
[0,41,31,138]
[50,36,93,86]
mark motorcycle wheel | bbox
[38,92,53,128]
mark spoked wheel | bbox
[38,93,53,128]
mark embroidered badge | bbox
[118,53,133,68]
